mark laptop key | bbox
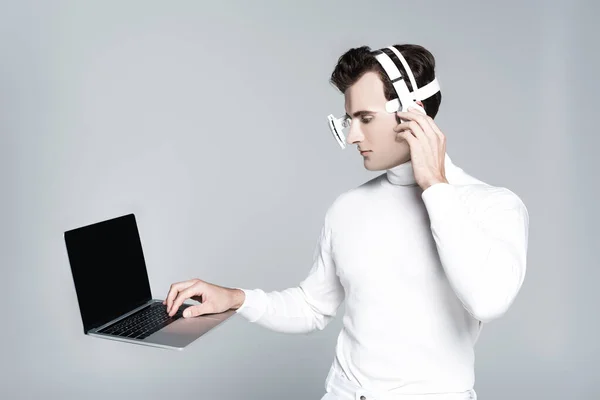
[97,302,188,339]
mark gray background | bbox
[1,0,598,399]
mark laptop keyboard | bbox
[97,302,190,340]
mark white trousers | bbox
[320,362,477,400]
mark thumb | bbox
[183,303,211,318]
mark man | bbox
[164,44,529,400]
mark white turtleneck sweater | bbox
[235,152,529,394]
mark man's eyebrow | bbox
[345,110,378,118]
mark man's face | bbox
[344,71,410,171]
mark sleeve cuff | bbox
[232,288,268,322]
[421,182,463,223]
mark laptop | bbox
[64,213,234,350]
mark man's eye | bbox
[361,117,373,124]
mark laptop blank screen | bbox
[64,213,152,332]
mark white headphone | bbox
[327,45,441,149]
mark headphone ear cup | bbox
[412,102,426,115]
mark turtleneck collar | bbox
[385,152,453,186]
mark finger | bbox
[404,109,446,172]
[166,281,186,312]
[169,285,202,317]
[400,109,441,152]
[407,107,445,142]
[393,121,421,134]
[393,121,408,132]
[395,130,416,145]
[424,115,446,142]
[395,119,426,142]
[397,108,429,125]
[396,109,423,122]
[183,303,213,318]
[165,279,197,313]
[398,110,432,140]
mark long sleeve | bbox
[234,210,345,333]
[421,182,529,323]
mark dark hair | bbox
[329,44,442,119]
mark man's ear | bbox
[416,100,424,108]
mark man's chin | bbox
[364,154,410,171]
[363,160,387,172]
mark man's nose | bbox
[346,121,363,145]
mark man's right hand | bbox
[163,278,245,318]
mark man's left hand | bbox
[394,107,448,191]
